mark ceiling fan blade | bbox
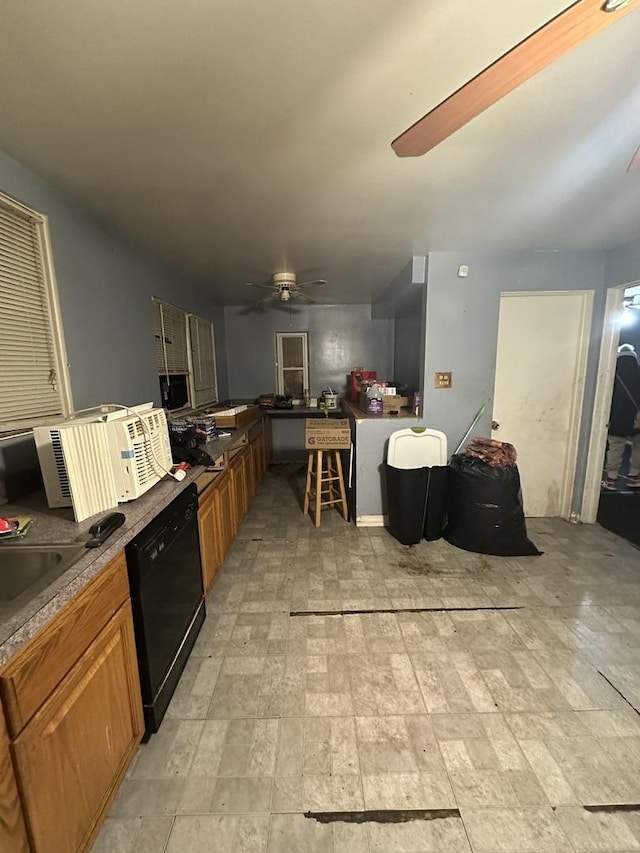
[297,279,327,288]
[291,290,316,303]
[392,0,640,158]
[255,292,278,305]
[245,282,275,289]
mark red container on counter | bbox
[349,369,377,402]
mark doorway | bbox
[492,291,593,518]
[590,283,640,545]
[582,281,640,529]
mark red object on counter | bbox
[349,369,377,402]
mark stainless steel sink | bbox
[0,543,87,618]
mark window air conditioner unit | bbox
[33,404,173,522]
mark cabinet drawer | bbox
[0,551,129,737]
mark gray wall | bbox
[422,250,608,512]
[354,250,612,520]
[605,238,640,288]
[392,285,425,395]
[224,304,394,400]
[0,148,228,502]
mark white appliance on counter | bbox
[34,403,173,522]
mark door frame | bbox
[581,280,640,523]
[495,290,593,519]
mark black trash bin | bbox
[385,463,448,545]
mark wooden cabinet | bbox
[249,438,260,498]
[229,448,248,525]
[0,551,143,853]
[1,553,130,737]
[0,707,29,853]
[215,470,236,558]
[198,484,221,596]
[197,414,271,595]
[262,415,273,473]
[198,468,236,595]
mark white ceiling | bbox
[1,0,639,305]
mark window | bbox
[153,299,190,376]
[0,193,72,433]
[152,298,218,410]
[275,331,309,401]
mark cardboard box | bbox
[382,395,411,413]
[358,392,410,414]
[210,404,261,429]
[305,418,351,449]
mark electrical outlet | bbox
[434,371,452,388]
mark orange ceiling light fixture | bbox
[391,0,640,158]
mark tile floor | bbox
[94,466,640,852]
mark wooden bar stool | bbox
[303,449,348,527]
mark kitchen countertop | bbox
[265,406,346,418]
[341,399,419,421]
[0,426,250,666]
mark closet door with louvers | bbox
[0,198,69,431]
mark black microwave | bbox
[159,374,189,410]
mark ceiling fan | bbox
[391,0,640,158]
[245,272,327,306]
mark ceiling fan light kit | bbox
[392,0,640,158]
[244,272,327,306]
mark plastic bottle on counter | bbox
[366,383,383,416]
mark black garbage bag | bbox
[444,454,541,556]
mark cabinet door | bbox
[247,442,258,500]
[198,489,220,596]
[262,416,273,470]
[0,708,28,853]
[229,452,247,525]
[198,495,217,595]
[250,437,258,482]
[215,471,236,557]
[13,603,143,853]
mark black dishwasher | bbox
[125,483,205,737]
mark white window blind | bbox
[189,315,218,407]
[0,196,70,432]
[153,299,189,375]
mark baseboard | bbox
[356,514,387,527]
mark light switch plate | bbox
[434,371,452,388]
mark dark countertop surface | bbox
[0,426,250,666]
[341,399,419,421]
[265,406,346,419]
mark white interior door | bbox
[492,291,592,518]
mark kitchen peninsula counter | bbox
[341,399,418,420]
[264,406,346,418]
